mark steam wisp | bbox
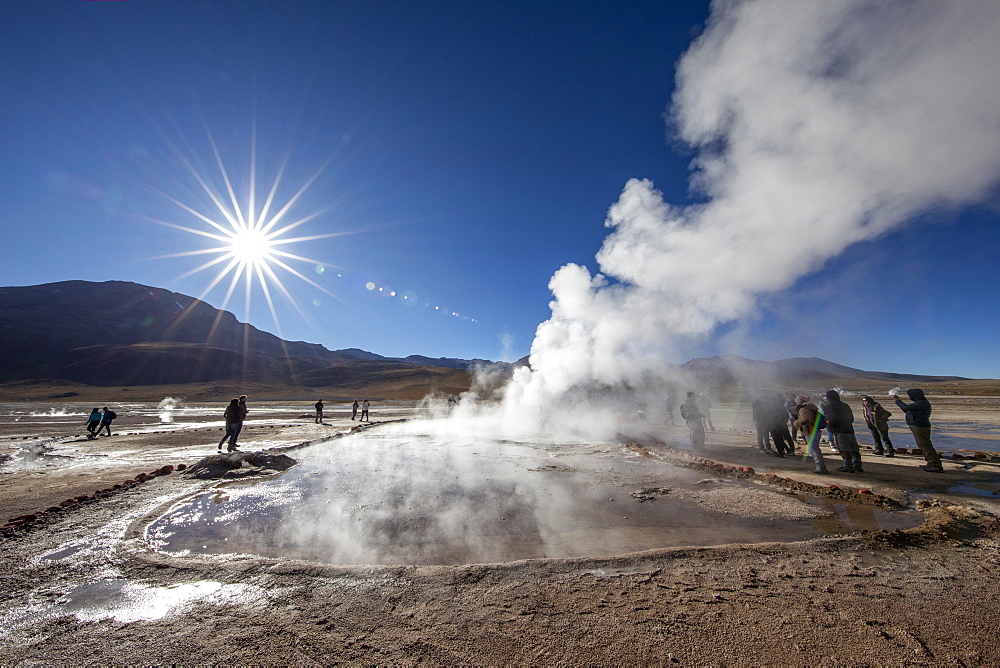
[499,0,1000,435]
[157,397,181,423]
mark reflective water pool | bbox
[148,421,920,565]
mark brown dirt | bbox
[1,402,999,665]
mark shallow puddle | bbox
[147,422,922,565]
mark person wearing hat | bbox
[894,389,943,472]
[861,396,895,456]
[825,389,863,473]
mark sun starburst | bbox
[141,125,354,339]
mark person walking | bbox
[352,400,359,421]
[314,399,324,424]
[85,408,102,439]
[825,390,863,473]
[861,396,895,456]
[219,398,241,452]
[681,391,706,451]
[361,399,370,422]
[894,388,943,472]
[696,393,714,431]
[663,394,676,426]
[97,406,117,437]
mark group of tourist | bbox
[314,399,371,423]
[679,388,944,474]
[84,406,116,438]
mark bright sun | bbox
[143,129,351,335]
[228,226,274,265]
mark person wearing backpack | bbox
[861,396,895,456]
[97,406,117,437]
[219,398,242,452]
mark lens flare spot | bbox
[312,298,321,306]
[315,265,325,275]
[365,282,375,291]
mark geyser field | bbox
[2,399,999,663]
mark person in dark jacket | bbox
[861,396,895,456]
[751,396,773,453]
[894,388,943,472]
[682,391,706,451]
[97,406,116,437]
[825,390,863,473]
[219,398,241,452]
[767,393,795,457]
[314,399,324,424]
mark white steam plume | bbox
[503,0,1000,434]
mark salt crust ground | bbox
[1,405,999,665]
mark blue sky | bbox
[2,1,998,379]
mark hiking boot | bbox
[873,449,885,455]
[885,449,896,457]
[836,466,854,473]
[854,468,864,473]
[813,469,829,474]
[920,465,944,472]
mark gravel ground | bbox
[2,404,999,665]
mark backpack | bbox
[107,410,117,420]
[679,403,688,420]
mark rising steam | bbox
[502,0,1000,433]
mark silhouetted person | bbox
[663,394,676,426]
[697,393,714,431]
[219,398,241,452]
[681,391,705,451]
[352,400,359,421]
[785,394,799,442]
[826,389,863,473]
[751,396,773,453]
[861,396,895,456]
[97,406,117,437]
[894,388,943,472]
[361,399,370,422]
[314,399,324,423]
[86,408,102,439]
[767,394,795,457]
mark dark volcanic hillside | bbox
[0,281,469,393]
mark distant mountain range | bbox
[0,281,487,398]
[0,281,986,400]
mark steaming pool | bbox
[147,421,920,565]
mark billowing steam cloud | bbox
[504,0,1000,430]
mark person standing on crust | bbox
[361,399,370,422]
[219,398,241,453]
[352,400,359,421]
[314,399,324,424]
[894,388,943,472]
[696,393,714,431]
[681,391,706,451]
[825,390,863,473]
[85,408,102,439]
[794,395,828,474]
[861,396,895,456]
[97,406,116,437]
[751,395,773,453]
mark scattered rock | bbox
[183,451,297,479]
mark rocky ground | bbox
[1,401,999,665]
